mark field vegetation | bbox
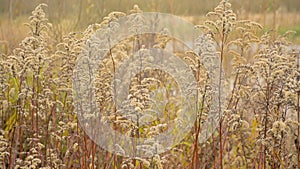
[0,0,300,168]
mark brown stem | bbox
[192,65,207,169]
[107,22,118,168]
[297,91,300,169]
[218,23,226,169]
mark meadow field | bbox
[0,0,300,168]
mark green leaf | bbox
[5,111,17,132]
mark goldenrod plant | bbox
[0,1,299,168]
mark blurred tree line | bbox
[1,0,299,25]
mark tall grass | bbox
[0,0,299,168]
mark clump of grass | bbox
[0,1,299,168]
